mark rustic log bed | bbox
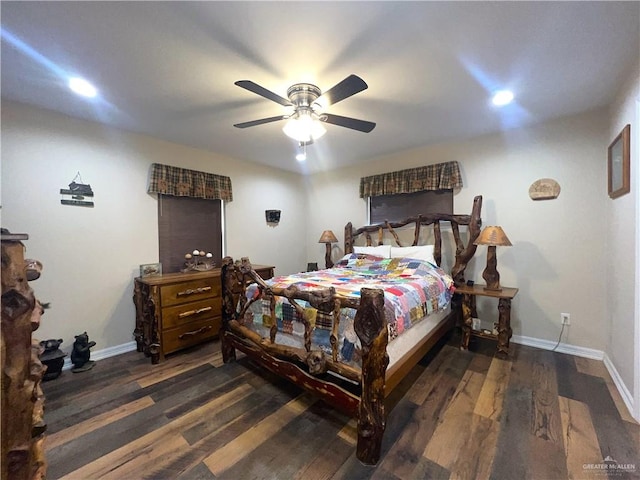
[220,195,482,465]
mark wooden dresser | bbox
[133,265,274,363]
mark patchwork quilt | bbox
[243,253,455,367]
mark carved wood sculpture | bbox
[1,231,47,480]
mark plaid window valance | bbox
[148,163,233,202]
[359,161,462,198]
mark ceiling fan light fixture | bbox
[234,75,375,137]
[283,110,326,142]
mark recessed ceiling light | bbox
[492,90,514,106]
[68,77,97,98]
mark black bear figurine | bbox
[39,338,67,380]
[71,332,96,373]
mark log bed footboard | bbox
[219,195,483,465]
[221,257,390,464]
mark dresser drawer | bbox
[161,297,222,330]
[160,277,221,307]
[162,317,220,355]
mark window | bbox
[158,195,223,273]
[369,189,453,224]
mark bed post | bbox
[220,256,237,363]
[354,288,388,465]
[450,195,483,286]
[344,222,354,254]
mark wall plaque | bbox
[60,172,94,207]
[529,178,560,200]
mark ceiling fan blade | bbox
[233,115,286,128]
[321,113,376,133]
[317,74,368,106]
[235,80,292,107]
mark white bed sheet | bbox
[386,304,451,369]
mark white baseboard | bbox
[512,335,638,422]
[62,341,138,371]
[603,353,639,422]
[511,334,604,360]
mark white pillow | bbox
[353,245,391,258]
[390,245,436,264]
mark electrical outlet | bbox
[561,313,571,325]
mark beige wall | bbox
[607,59,639,412]
[1,101,308,353]
[306,109,609,352]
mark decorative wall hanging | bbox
[265,210,281,224]
[60,172,94,207]
[529,178,561,200]
[608,124,630,199]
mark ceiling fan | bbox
[233,74,376,143]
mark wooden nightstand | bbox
[456,283,518,355]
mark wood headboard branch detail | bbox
[344,195,483,286]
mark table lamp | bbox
[473,226,512,291]
[318,230,338,269]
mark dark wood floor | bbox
[41,332,639,480]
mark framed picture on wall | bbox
[608,124,631,199]
[140,263,162,277]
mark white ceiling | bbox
[2,1,638,174]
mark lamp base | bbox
[483,285,502,292]
[324,243,334,269]
[482,246,501,291]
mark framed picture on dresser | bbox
[139,263,162,277]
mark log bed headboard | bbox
[344,194,483,286]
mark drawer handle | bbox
[177,286,212,297]
[178,306,213,319]
[178,325,213,340]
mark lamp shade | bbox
[318,230,338,243]
[474,226,512,247]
